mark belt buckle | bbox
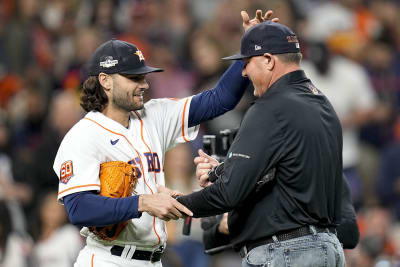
[150,246,164,263]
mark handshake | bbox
[137,148,221,222]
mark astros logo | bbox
[135,50,145,61]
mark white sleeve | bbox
[145,97,199,152]
[53,124,102,203]
[351,67,377,111]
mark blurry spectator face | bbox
[365,42,393,70]
[0,123,8,149]
[27,89,46,121]
[41,0,66,31]
[370,0,399,26]
[339,0,363,9]
[75,28,101,64]
[96,0,114,27]
[364,207,391,238]
[40,192,67,229]
[149,45,176,69]
[49,91,81,137]
[190,36,222,75]
[164,144,193,176]
[19,0,38,19]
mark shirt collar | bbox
[260,70,309,99]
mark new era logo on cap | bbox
[222,21,301,60]
[87,39,163,76]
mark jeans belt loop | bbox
[243,246,248,257]
[309,225,317,236]
[272,235,280,247]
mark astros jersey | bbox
[53,97,199,249]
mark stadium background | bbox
[0,0,400,266]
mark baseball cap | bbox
[87,39,163,76]
[222,21,300,60]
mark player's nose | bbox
[140,79,149,90]
[242,68,247,78]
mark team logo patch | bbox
[135,50,145,61]
[100,56,118,68]
[60,160,74,184]
[308,84,319,95]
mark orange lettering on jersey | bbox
[60,160,74,184]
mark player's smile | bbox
[133,90,144,101]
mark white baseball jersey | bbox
[53,97,199,250]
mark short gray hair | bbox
[276,52,303,64]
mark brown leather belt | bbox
[239,225,336,258]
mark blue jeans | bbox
[242,230,345,267]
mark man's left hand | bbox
[241,9,279,32]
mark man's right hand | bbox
[194,149,219,188]
[138,193,193,221]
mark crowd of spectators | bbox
[1,0,400,266]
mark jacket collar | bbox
[260,70,309,99]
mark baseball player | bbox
[53,10,277,267]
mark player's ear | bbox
[263,53,275,71]
[98,73,112,93]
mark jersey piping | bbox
[83,117,161,245]
[58,184,101,196]
[133,111,158,184]
[182,98,190,142]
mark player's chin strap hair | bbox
[80,76,109,112]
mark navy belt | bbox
[111,245,164,262]
[239,225,336,258]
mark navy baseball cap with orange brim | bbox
[222,21,300,60]
[87,39,163,76]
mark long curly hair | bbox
[80,76,108,112]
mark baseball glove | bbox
[89,161,139,241]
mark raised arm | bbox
[188,10,278,127]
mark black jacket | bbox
[202,175,359,251]
[178,70,343,247]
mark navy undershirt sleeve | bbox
[188,60,249,127]
[63,191,142,227]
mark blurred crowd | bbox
[1,0,400,266]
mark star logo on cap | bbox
[135,50,145,61]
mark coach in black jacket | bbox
[178,21,347,267]
[202,176,359,252]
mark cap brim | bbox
[222,54,250,60]
[120,65,163,75]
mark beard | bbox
[112,90,144,112]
